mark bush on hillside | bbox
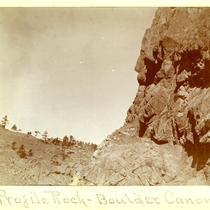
[11,141,17,150]
[17,144,27,158]
[61,148,67,160]
[11,124,17,131]
[28,149,33,157]
[62,135,69,147]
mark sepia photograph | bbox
[1,6,210,188]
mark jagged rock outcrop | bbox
[84,8,210,185]
[128,7,210,146]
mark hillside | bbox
[0,126,96,185]
[83,7,210,185]
[1,7,210,186]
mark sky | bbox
[0,7,156,144]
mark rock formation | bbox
[84,7,210,185]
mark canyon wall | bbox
[84,8,210,185]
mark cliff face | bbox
[84,8,210,185]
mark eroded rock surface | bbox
[84,8,210,185]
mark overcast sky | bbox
[0,7,156,144]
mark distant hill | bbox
[0,126,97,185]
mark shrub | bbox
[17,144,27,158]
[11,141,17,150]
[11,124,17,131]
[61,148,67,160]
[52,137,60,146]
[28,149,33,157]
[62,135,68,147]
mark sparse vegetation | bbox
[28,149,33,157]
[1,115,9,128]
[61,148,67,160]
[42,131,48,142]
[17,144,27,158]
[52,137,60,145]
[69,135,76,147]
[11,124,17,131]
[62,135,68,147]
[91,144,97,151]
[34,131,40,137]
[70,135,73,141]
[0,123,98,185]
[11,141,17,150]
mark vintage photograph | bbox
[0,7,210,186]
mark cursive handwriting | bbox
[0,189,209,208]
[96,193,160,204]
[0,190,89,208]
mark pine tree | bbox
[11,124,17,131]
[42,131,48,141]
[62,135,68,147]
[34,131,40,137]
[1,115,9,128]
[17,144,26,158]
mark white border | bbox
[0,0,209,7]
[0,1,210,210]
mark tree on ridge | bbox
[1,115,9,128]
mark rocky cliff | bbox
[84,7,210,185]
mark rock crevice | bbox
[84,8,210,185]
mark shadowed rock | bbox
[84,8,210,186]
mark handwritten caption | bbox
[0,189,209,208]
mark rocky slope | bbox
[83,7,210,185]
[0,126,96,185]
